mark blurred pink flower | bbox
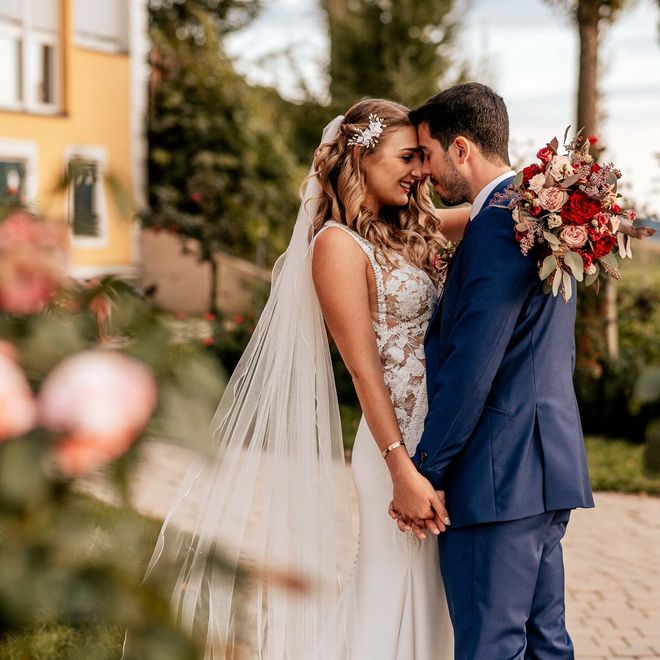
[0,344,37,441]
[0,210,68,314]
[38,350,158,475]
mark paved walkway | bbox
[79,442,660,659]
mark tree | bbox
[544,0,634,367]
[324,0,461,111]
[146,0,300,313]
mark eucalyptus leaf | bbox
[513,170,524,190]
[543,231,561,246]
[600,251,619,270]
[560,172,582,188]
[552,268,562,296]
[584,264,600,287]
[562,270,573,301]
[564,251,584,282]
[539,255,558,280]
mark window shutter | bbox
[73,0,128,52]
[0,1,22,25]
[31,0,59,33]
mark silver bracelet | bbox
[382,439,405,459]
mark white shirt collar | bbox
[470,170,516,220]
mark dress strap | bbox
[314,221,386,324]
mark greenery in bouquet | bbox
[491,129,644,301]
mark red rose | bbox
[590,164,601,173]
[593,233,616,259]
[579,251,593,270]
[611,204,622,214]
[528,204,543,217]
[536,147,553,165]
[560,190,601,226]
[523,164,542,182]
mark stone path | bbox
[79,441,660,659]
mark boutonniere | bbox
[433,241,458,285]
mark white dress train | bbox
[314,222,453,660]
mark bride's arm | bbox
[436,206,471,243]
[312,229,405,459]
[312,228,447,535]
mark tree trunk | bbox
[209,254,219,315]
[576,0,619,360]
[576,1,600,137]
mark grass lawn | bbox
[585,436,660,495]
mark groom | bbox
[390,83,594,659]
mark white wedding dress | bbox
[314,221,453,660]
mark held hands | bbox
[385,450,450,541]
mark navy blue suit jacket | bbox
[412,177,594,528]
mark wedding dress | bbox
[129,117,453,660]
[313,222,453,660]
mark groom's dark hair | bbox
[409,82,511,166]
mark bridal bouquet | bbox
[491,130,639,301]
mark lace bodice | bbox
[316,221,440,454]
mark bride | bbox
[134,99,471,659]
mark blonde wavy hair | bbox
[310,99,447,278]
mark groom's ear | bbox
[452,136,471,164]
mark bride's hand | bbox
[387,458,449,537]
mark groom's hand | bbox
[387,456,449,537]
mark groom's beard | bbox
[434,157,471,206]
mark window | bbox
[0,160,26,206]
[0,0,60,112]
[0,139,38,207]
[74,0,129,54]
[65,146,108,246]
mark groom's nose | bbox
[421,158,432,177]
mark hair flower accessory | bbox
[348,113,387,149]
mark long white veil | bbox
[137,116,355,659]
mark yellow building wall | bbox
[0,0,136,271]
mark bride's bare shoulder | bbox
[312,225,369,283]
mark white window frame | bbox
[0,138,39,206]
[0,2,60,114]
[64,144,109,248]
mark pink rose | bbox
[559,225,589,249]
[0,347,37,441]
[537,187,569,213]
[38,350,157,475]
[0,210,68,315]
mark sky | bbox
[225,0,660,217]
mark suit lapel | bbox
[425,176,515,343]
